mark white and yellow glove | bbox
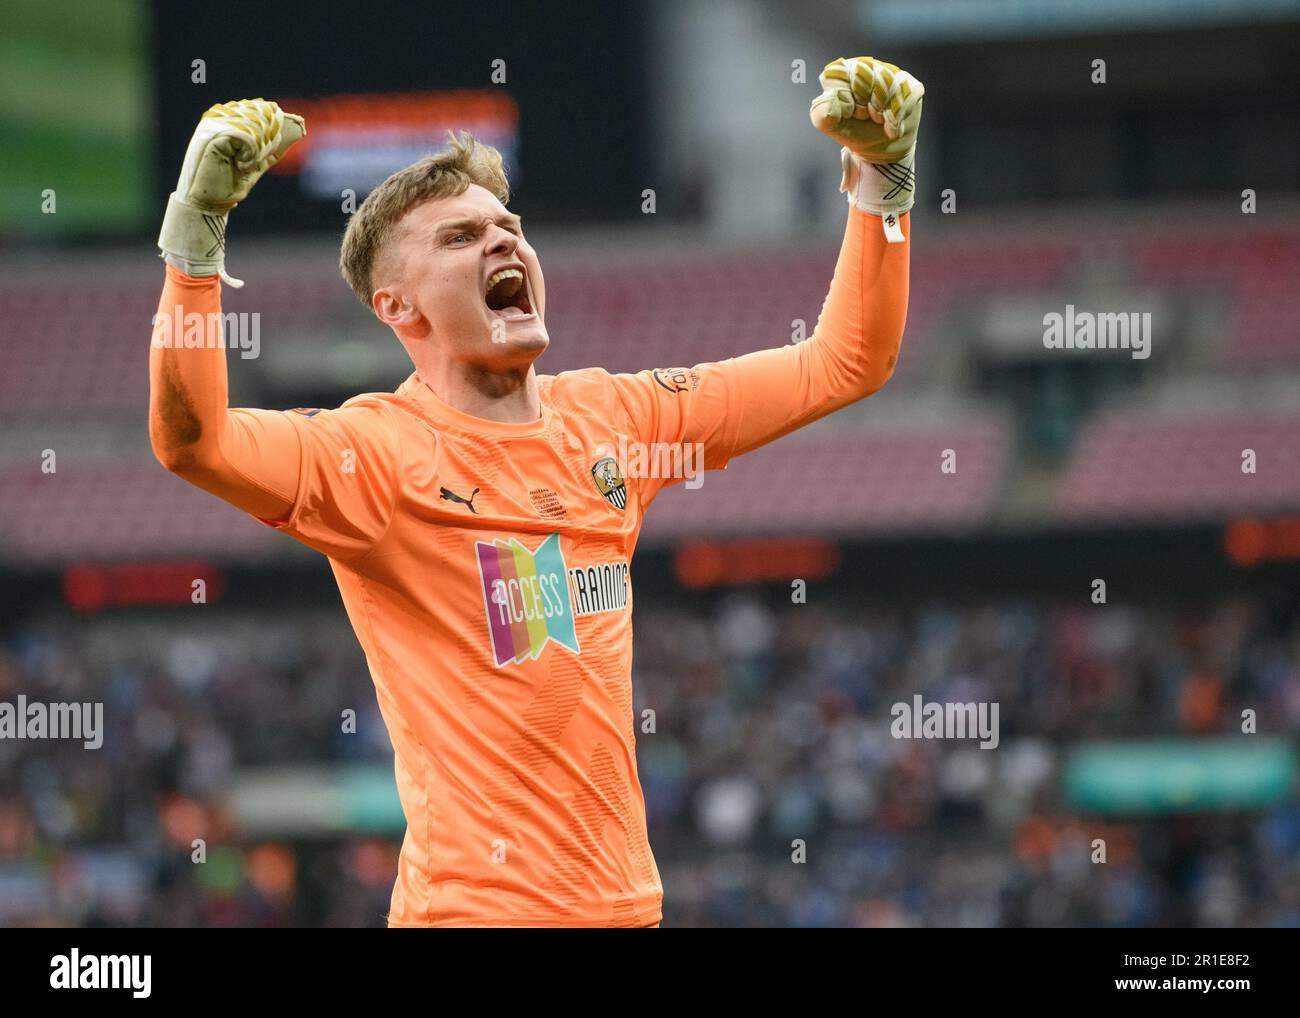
[809,57,924,242]
[157,99,305,287]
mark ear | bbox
[373,286,422,330]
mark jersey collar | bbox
[397,372,552,438]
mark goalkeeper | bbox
[149,58,921,927]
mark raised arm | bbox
[606,56,922,486]
[148,99,305,519]
[726,56,922,453]
[723,201,908,457]
[149,267,301,518]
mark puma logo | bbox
[440,486,480,513]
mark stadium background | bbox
[1,0,1299,927]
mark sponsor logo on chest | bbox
[475,533,629,666]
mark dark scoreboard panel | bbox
[150,0,651,229]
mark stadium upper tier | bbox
[0,218,1297,561]
[0,237,1081,421]
[8,222,1298,423]
[1135,231,1300,366]
[1060,410,1300,523]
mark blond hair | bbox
[339,130,510,308]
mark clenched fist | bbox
[158,99,306,286]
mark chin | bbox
[518,319,549,348]
[488,320,549,365]
[510,338,549,364]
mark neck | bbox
[414,355,541,425]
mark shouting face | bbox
[373,183,548,370]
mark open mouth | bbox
[484,267,535,320]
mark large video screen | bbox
[0,0,151,236]
[150,0,649,231]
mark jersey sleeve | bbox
[603,362,743,504]
[232,399,403,561]
[604,205,909,504]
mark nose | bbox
[485,224,518,257]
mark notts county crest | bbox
[591,457,627,510]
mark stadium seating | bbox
[0,463,278,563]
[3,592,1296,927]
[2,222,1298,563]
[643,414,1012,538]
[1059,410,1300,521]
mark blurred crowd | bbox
[1,588,1297,927]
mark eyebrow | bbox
[435,212,523,235]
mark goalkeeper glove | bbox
[809,56,924,242]
[157,99,305,287]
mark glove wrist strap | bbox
[840,148,914,243]
[157,194,244,287]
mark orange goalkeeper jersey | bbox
[154,206,908,926]
[256,369,735,927]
